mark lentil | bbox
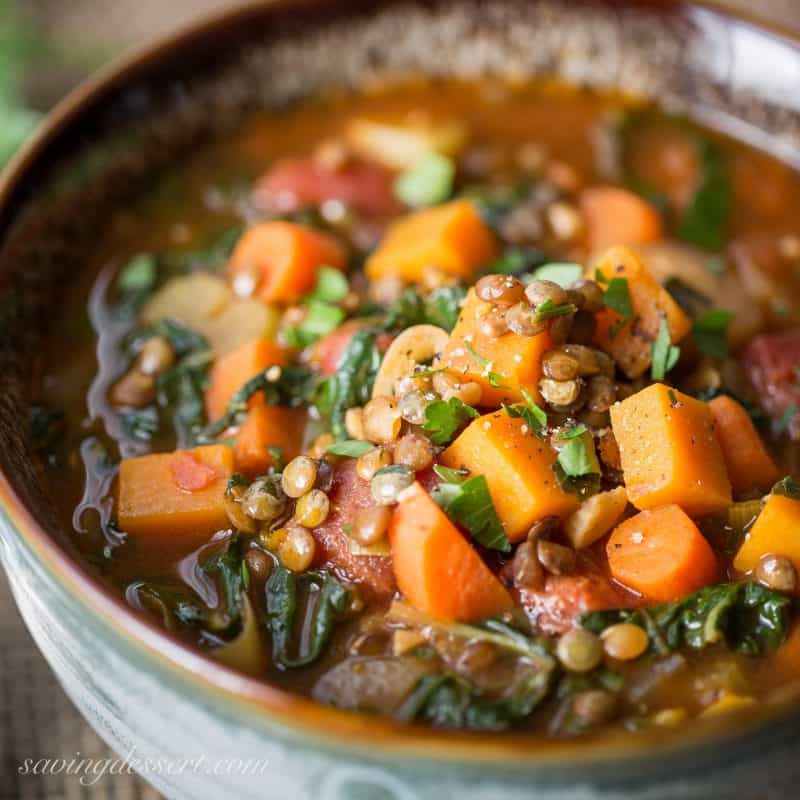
[278,525,316,572]
[601,623,650,661]
[371,465,414,505]
[475,274,525,307]
[356,446,393,481]
[556,628,603,672]
[537,539,576,575]
[294,489,331,528]
[363,396,402,443]
[755,553,797,594]
[394,433,435,471]
[281,456,319,498]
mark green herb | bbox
[117,253,156,293]
[651,317,681,380]
[326,439,374,457]
[382,285,467,332]
[431,467,510,552]
[157,350,213,448]
[422,397,479,445]
[555,428,600,478]
[602,276,634,321]
[202,536,244,625]
[487,247,547,276]
[315,330,381,440]
[678,139,731,251]
[121,406,160,442]
[160,226,243,274]
[594,268,608,285]
[227,473,250,490]
[308,266,349,303]
[580,581,793,657]
[502,389,547,436]
[772,476,800,499]
[284,300,345,348]
[265,566,351,668]
[240,560,251,591]
[531,263,583,289]
[777,403,798,434]
[394,153,455,207]
[668,388,681,408]
[153,318,209,359]
[692,310,735,358]
[532,299,578,323]
[266,446,285,471]
[131,581,207,631]
[464,341,507,389]
[663,277,711,317]
[29,406,65,450]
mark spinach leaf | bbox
[202,536,245,625]
[381,285,467,332]
[678,139,731,251]
[157,349,213,448]
[580,581,793,657]
[422,397,479,445]
[486,247,547,276]
[395,153,455,207]
[315,330,381,440]
[29,405,65,450]
[120,406,160,442]
[265,566,351,668]
[431,466,510,552]
[160,226,243,273]
[651,317,680,380]
[284,300,345,348]
[692,310,735,358]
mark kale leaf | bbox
[202,535,245,625]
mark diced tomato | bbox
[742,330,800,425]
[254,157,399,216]
[315,321,393,377]
[311,459,396,601]
[170,451,218,492]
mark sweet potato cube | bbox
[205,337,290,422]
[439,289,552,406]
[234,405,306,476]
[441,411,578,541]
[610,383,732,516]
[593,246,691,378]
[365,200,498,283]
[117,444,233,539]
[709,395,780,494]
[733,493,800,576]
[228,221,347,304]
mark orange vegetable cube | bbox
[365,199,498,283]
[606,504,719,602]
[228,221,347,304]
[709,395,780,494]
[234,405,306,476]
[441,411,578,541]
[389,482,513,622]
[579,186,664,252]
[592,246,691,378]
[205,337,290,422]
[117,444,233,539]
[439,289,552,406]
[733,493,800,576]
[610,383,732,516]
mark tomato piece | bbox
[315,321,393,377]
[742,330,800,424]
[254,157,399,216]
[170,451,218,492]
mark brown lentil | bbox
[278,525,316,572]
[110,369,156,407]
[585,375,617,413]
[601,623,650,661]
[511,541,545,589]
[223,489,258,534]
[455,640,498,675]
[478,308,510,339]
[556,628,603,672]
[755,553,797,594]
[371,465,414,505]
[527,516,559,542]
[548,313,574,345]
[572,689,619,726]
[356,446,393,481]
[570,279,604,312]
[308,433,335,459]
[542,348,580,381]
[568,309,596,345]
[244,549,272,582]
[281,456,319,498]
[537,539,576,575]
[397,390,430,425]
[506,303,546,337]
[394,433,435,472]
[351,505,393,546]
[539,377,583,407]
[432,372,482,405]
[294,489,331,528]
[475,274,525,307]
[525,279,568,308]
[363,396,402,443]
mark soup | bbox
[34,78,800,736]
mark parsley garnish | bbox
[602,276,634,322]
[423,397,479,445]
[502,389,547,436]
[464,341,508,389]
[651,317,681,380]
[394,153,455,207]
[326,439,375,457]
[692,310,734,358]
[532,299,577,322]
[556,427,600,478]
[431,466,510,552]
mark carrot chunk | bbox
[610,383,732,516]
[606,504,719,602]
[709,395,780,494]
[365,200,498,283]
[117,444,233,539]
[439,289,552,406]
[440,411,578,541]
[234,405,305,476]
[580,186,664,252]
[389,482,513,622]
[228,221,346,304]
[205,337,290,422]
[593,245,691,378]
[733,493,800,576]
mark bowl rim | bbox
[2,0,800,773]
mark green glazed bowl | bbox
[3,2,800,797]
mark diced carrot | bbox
[365,200,498,283]
[389,482,513,622]
[610,383,732,516]
[709,395,780,494]
[733,493,800,576]
[439,289,552,406]
[592,245,691,378]
[117,444,233,539]
[234,405,305,476]
[228,221,347,304]
[580,186,664,252]
[205,338,290,422]
[606,504,719,603]
[440,411,578,541]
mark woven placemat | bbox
[0,569,162,800]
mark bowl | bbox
[3,2,800,798]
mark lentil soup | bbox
[34,78,800,736]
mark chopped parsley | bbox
[326,439,375,457]
[423,397,479,445]
[692,310,734,358]
[651,317,681,380]
[464,341,508,388]
[556,427,600,478]
[602,276,634,322]
[502,389,547,436]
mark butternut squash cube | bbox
[117,444,234,539]
[234,405,305,476]
[439,289,552,406]
[610,383,732,516]
[593,246,691,378]
[365,199,498,283]
[733,493,800,576]
[440,411,578,541]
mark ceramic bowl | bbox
[3,2,800,798]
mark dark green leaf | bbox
[777,403,799,433]
[651,317,681,380]
[202,536,244,624]
[486,247,547,276]
[381,285,467,332]
[692,310,734,358]
[772,476,800,499]
[664,277,711,317]
[395,153,455,206]
[422,397,479,445]
[120,406,160,442]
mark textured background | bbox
[1,1,799,798]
